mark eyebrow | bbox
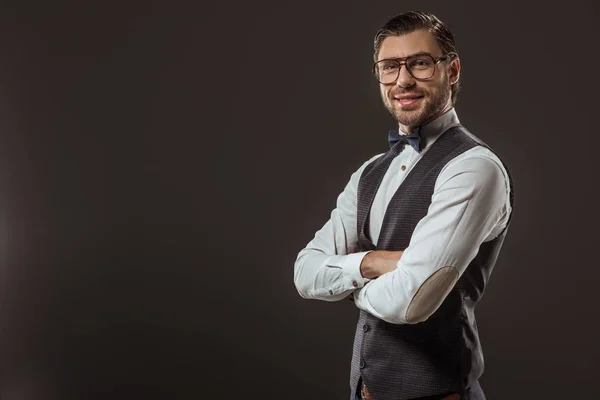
[377,51,434,62]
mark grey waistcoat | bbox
[349,125,514,400]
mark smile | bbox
[394,96,423,107]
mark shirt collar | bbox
[399,107,461,151]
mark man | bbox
[293,11,514,400]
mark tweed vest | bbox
[349,125,514,400]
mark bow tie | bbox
[388,129,421,152]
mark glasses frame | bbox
[373,52,458,84]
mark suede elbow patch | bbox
[405,266,459,323]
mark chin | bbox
[395,109,424,122]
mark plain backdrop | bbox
[0,0,598,399]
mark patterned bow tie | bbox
[387,129,421,152]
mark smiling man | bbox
[293,11,514,400]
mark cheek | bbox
[380,86,388,98]
[420,80,442,96]
[433,71,451,88]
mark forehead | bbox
[377,29,443,61]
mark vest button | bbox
[401,165,407,171]
[363,324,370,332]
[352,280,358,287]
[359,360,366,369]
[328,290,333,295]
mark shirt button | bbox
[352,280,358,288]
[359,360,366,369]
[363,324,370,333]
[401,165,406,171]
[328,290,333,295]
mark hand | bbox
[359,250,404,279]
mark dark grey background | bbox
[0,0,597,399]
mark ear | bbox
[449,56,461,85]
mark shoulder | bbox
[438,144,511,196]
[445,144,507,173]
[341,152,385,194]
[353,152,385,177]
[342,152,385,193]
[436,143,513,227]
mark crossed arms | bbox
[293,149,510,324]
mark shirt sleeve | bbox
[293,154,382,302]
[353,150,511,323]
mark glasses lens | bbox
[374,54,438,83]
[407,55,435,79]
[375,60,399,84]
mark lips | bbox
[394,94,424,107]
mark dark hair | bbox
[374,11,460,104]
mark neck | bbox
[399,99,453,134]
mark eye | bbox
[378,62,399,74]
[408,57,434,69]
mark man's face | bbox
[377,29,459,130]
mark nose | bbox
[396,64,415,88]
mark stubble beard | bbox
[384,78,452,128]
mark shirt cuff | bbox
[325,251,373,289]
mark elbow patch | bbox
[405,266,459,324]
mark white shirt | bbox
[293,108,512,324]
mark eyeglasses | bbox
[373,52,457,84]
